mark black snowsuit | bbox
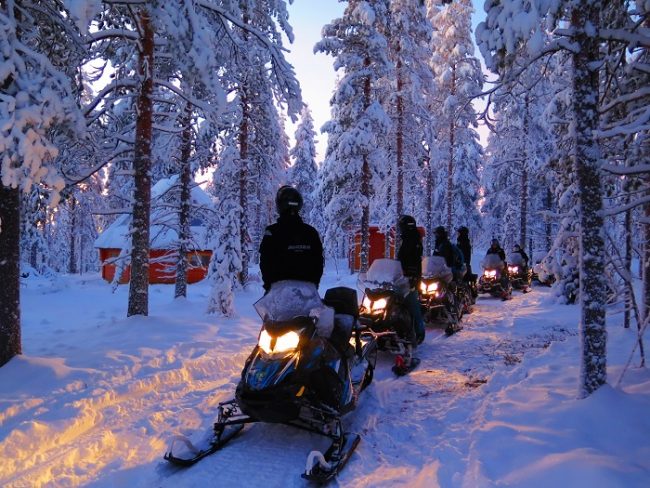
[397,229,424,342]
[457,234,473,276]
[434,237,455,269]
[259,214,324,292]
[398,230,423,287]
[486,245,506,262]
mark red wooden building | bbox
[349,225,425,272]
[95,176,215,284]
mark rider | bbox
[512,244,530,268]
[434,226,465,281]
[457,226,473,277]
[397,215,425,345]
[485,238,510,298]
[259,185,324,289]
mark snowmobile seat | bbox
[324,287,358,354]
[323,287,359,317]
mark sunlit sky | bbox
[284,0,489,163]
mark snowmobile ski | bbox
[302,433,361,483]
[392,356,421,376]
[445,323,463,336]
[164,424,244,467]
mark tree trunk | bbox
[175,102,193,299]
[446,66,457,231]
[0,184,21,367]
[127,8,154,317]
[68,197,77,274]
[520,93,529,248]
[425,155,433,255]
[545,188,553,251]
[396,59,404,223]
[572,1,607,396]
[238,86,249,286]
[360,68,371,273]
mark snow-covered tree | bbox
[478,0,608,396]
[427,0,483,233]
[0,0,85,367]
[288,105,318,223]
[380,0,434,234]
[207,199,242,317]
[315,0,392,271]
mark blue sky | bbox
[284,0,489,161]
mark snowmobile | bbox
[507,254,532,292]
[477,254,512,299]
[164,281,378,483]
[358,258,419,375]
[418,256,463,335]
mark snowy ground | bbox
[1,262,649,487]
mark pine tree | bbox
[315,0,392,271]
[0,0,85,367]
[427,0,483,233]
[478,0,608,396]
[288,105,319,223]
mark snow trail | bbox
[0,273,596,487]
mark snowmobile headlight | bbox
[484,269,497,278]
[420,281,439,296]
[508,265,519,273]
[258,329,300,355]
[362,296,387,315]
[274,331,300,353]
[370,298,387,314]
[258,329,273,354]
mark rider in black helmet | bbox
[457,226,472,276]
[259,185,324,292]
[433,226,455,269]
[397,215,425,344]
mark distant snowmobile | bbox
[507,253,532,293]
[477,254,512,300]
[164,282,377,483]
[358,259,420,375]
[418,256,463,335]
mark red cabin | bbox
[95,176,215,284]
[349,225,425,272]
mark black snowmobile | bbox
[164,281,377,483]
[418,256,463,335]
[358,258,419,375]
[507,254,532,292]
[477,254,512,299]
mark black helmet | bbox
[276,185,303,215]
[513,244,521,251]
[398,215,417,234]
[434,225,447,237]
[491,238,500,247]
[458,226,469,235]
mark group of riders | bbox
[164,185,535,477]
[259,185,533,373]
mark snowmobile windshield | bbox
[363,259,409,292]
[509,253,525,266]
[254,280,324,322]
[422,256,452,279]
[481,254,504,269]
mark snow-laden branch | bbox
[153,78,213,115]
[600,28,650,49]
[601,163,650,176]
[84,79,139,116]
[600,86,650,114]
[88,29,139,43]
[602,195,650,217]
